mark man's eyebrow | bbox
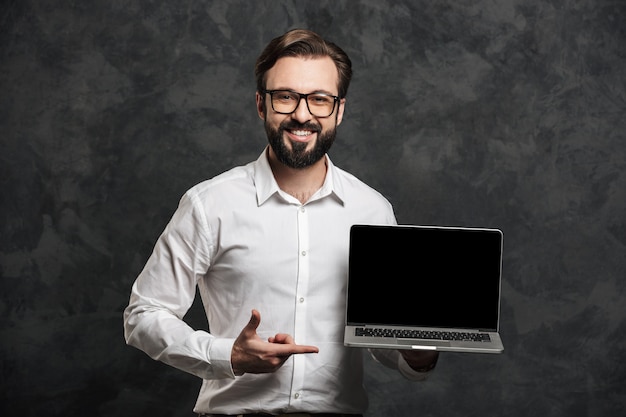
[269,87,338,96]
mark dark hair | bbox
[255,29,352,98]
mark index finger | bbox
[271,343,319,357]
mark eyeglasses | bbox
[261,89,340,118]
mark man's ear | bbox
[256,92,265,120]
[336,97,346,126]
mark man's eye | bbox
[311,95,332,104]
[277,93,296,101]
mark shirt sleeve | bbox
[368,348,433,381]
[123,192,236,380]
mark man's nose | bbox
[291,97,313,122]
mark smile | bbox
[291,129,314,136]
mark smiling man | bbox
[124,29,439,417]
[261,55,342,168]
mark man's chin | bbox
[286,137,313,151]
[267,125,333,169]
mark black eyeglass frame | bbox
[261,89,341,118]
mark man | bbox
[124,29,439,417]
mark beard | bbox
[265,119,336,169]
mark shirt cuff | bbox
[208,337,237,379]
[397,353,431,381]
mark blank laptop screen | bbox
[347,225,503,331]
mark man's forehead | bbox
[265,56,339,93]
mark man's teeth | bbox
[292,130,312,136]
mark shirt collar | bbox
[254,146,346,206]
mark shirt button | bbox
[299,297,305,303]
[301,251,307,256]
[294,393,300,399]
[300,207,306,212]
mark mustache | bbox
[280,120,321,133]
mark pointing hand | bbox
[231,309,319,375]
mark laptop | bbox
[344,224,504,354]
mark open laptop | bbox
[344,224,504,354]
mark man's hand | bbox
[399,349,440,373]
[231,309,319,375]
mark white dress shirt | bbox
[124,148,426,415]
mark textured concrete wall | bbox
[1,1,625,416]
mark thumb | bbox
[243,309,261,335]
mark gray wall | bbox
[1,0,625,416]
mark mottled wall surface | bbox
[1,0,625,416]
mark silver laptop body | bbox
[344,224,504,354]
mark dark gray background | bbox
[1,0,625,416]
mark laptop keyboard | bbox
[355,327,491,342]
